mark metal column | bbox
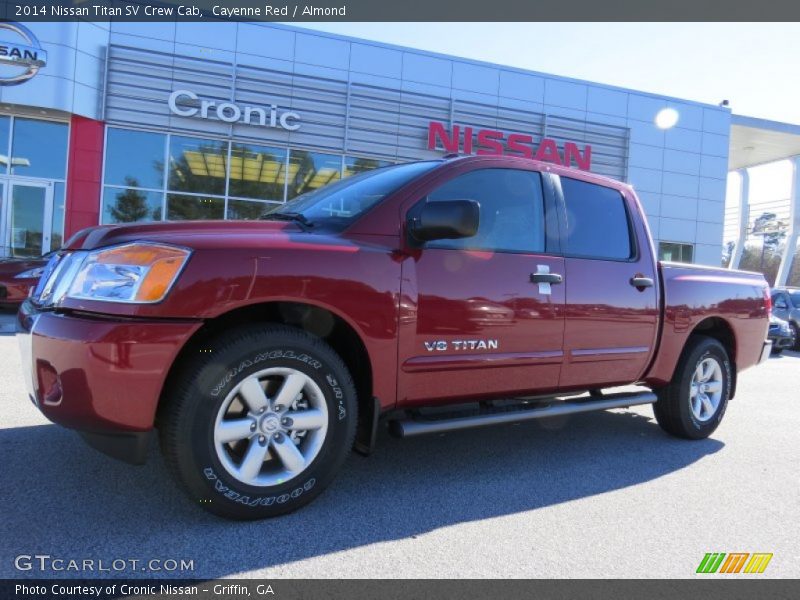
[775,156,800,286]
[729,168,750,270]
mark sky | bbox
[290,22,800,124]
[292,22,799,239]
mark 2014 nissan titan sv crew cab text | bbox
[18,155,772,519]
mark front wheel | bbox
[159,324,357,520]
[653,335,731,440]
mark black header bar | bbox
[3,0,800,22]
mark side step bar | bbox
[389,391,657,438]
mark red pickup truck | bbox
[18,155,771,519]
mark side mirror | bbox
[775,300,787,310]
[408,199,480,243]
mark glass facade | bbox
[658,241,694,263]
[10,118,68,179]
[228,143,287,201]
[102,187,163,224]
[104,128,164,190]
[101,126,395,225]
[0,115,69,256]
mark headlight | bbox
[15,266,46,279]
[66,242,191,304]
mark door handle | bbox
[630,276,654,288]
[530,272,563,284]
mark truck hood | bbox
[63,220,317,251]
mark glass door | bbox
[5,180,54,258]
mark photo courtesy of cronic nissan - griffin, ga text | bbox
[17,155,771,520]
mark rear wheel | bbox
[791,323,800,351]
[159,324,357,520]
[653,335,731,440]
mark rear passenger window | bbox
[560,177,633,260]
[426,168,546,253]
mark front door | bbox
[2,179,54,257]
[397,166,566,406]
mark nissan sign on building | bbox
[0,22,47,85]
[2,20,795,276]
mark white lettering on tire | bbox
[203,467,316,507]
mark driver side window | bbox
[426,168,546,254]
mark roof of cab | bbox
[435,154,633,192]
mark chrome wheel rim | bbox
[689,357,723,422]
[213,368,328,487]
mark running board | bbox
[389,391,657,438]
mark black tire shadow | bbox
[0,410,723,578]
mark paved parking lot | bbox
[1,308,798,579]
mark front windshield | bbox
[789,291,800,306]
[264,161,439,228]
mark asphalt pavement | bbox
[0,308,797,579]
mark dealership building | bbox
[1,20,798,279]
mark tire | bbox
[770,347,783,356]
[653,335,731,440]
[791,323,800,351]
[159,324,357,520]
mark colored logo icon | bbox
[697,552,773,574]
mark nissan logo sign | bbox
[0,22,47,85]
[168,90,301,131]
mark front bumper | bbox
[17,300,202,463]
[768,331,795,350]
[758,339,773,363]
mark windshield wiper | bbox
[259,211,314,231]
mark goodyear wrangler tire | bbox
[653,335,731,440]
[159,324,357,520]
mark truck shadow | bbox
[0,410,722,578]
[0,308,17,336]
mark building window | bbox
[344,156,393,177]
[658,242,694,263]
[228,143,287,202]
[0,116,10,173]
[227,198,274,220]
[102,187,163,224]
[0,116,69,257]
[105,128,165,190]
[168,135,227,196]
[51,182,66,250]
[167,194,225,221]
[288,150,341,199]
[101,127,400,225]
[10,118,68,179]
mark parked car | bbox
[18,155,771,519]
[0,254,50,309]
[768,315,795,355]
[771,287,800,351]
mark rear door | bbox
[555,176,660,389]
[397,165,566,405]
